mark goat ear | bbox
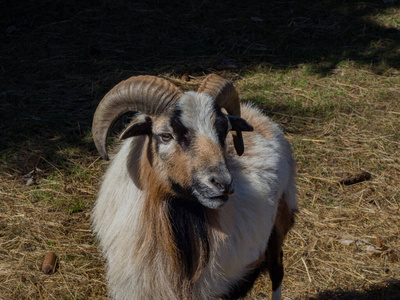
[127,135,147,190]
[228,116,254,132]
[227,116,254,156]
[120,113,152,140]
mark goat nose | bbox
[210,176,234,195]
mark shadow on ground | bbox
[1,0,399,172]
[309,280,400,300]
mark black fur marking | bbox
[221,259,267,300]
[170,109,192,150]
[120,114,153,140]
[146,134,154,167]
[167,195,210,280]
[170,181,195,200]
[228,116,254,132]
[266,227,284,292]
[213,103,229,146]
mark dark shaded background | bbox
[1,0,399,171]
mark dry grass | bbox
[239,66,400,299]
[0,157,107,299]
[1,0,400,299]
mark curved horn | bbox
[197,74,240,117]
[198,74,251,156]
[92,76,183,160]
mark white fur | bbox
[178,91,221,143]
[92,102,297,299]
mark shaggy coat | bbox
[92,92,297,300]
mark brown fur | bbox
[274,194,296,242]
[135,138,217,299]
[163,145,192,188]
[193,135,226,169]
[134,141,181,295]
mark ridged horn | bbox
[198,74,248,156]
[198,74,240,117]
[92,75,183,160]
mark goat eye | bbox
[160,133,173,142]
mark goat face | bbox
[150,92,234,209]
[92,75,253,209]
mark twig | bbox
[356,191,364,208]
[302,139,326,143]
[392,195,400,211]
[301,257,312,283]
[59,269,75,299]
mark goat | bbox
[91,74,297,300]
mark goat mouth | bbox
[211,194,229,202]
[192,179,233,209]
[193,190,230,209]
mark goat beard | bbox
[138,186,218,299]
[167,199,210,278]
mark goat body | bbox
[92,76,297,300]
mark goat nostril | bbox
[210,177,233,195]
[211,178,224,189]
